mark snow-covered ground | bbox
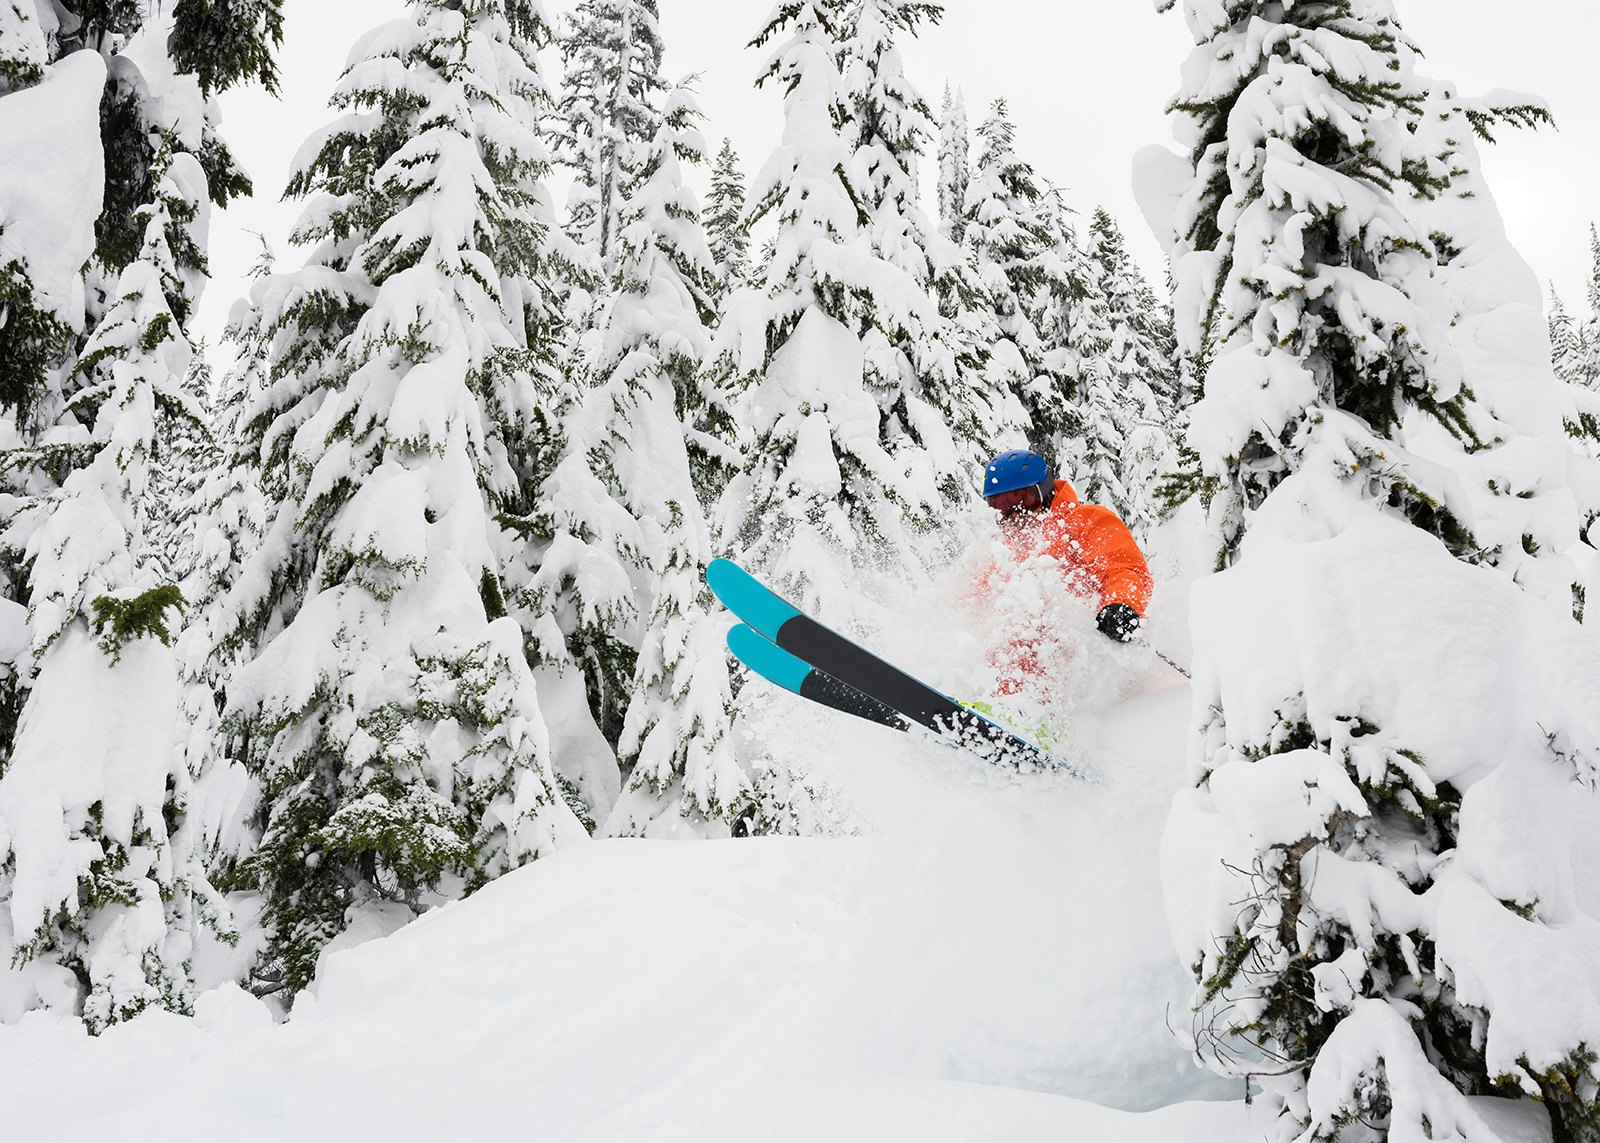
[0,584,1263,1141]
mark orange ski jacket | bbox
[991,479,1153,616]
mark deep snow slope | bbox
[0,650,1254,1142]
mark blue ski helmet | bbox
[983,449,1051,498]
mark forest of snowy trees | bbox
[0,0,1180,1014]
[4,1,1600,1140]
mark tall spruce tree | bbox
[0,154,214,1030]
[219,0,588,994]
[1032,203,1126,513]
[716,0,1011,620]
[1548,286,1595,391]
[704,137,750,301]
[935,83,970,244]
[839,0,1008,485]
[523,9,720,763]
[716,0,908,616]
[1083,206,1177,534]
[1588,224,1600,352]
[1171,12,1511,566]
[1556,226,1600,392]
[0,2,280,1027]
[1089,207,1178,409]
[960,100,1062,462]
[171,290,276,895]
[586,90,746,836]
[1156,2,1600,1140]
[553,0,666,273]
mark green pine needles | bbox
[0,259,75,419]
[90,585,185,662]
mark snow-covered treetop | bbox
[554,0,666,265]
[739,0,860,353]
[935,83,969,243]
[1159,0,1566,568]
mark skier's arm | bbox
[1072,505,1153,616]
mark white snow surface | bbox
[0,578,1254,1139]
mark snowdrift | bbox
[0,660,1252,1140]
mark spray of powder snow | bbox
[857,507,1180,766]
[725,503,1191,799]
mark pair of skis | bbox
[706,558,1082,776]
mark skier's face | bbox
[986,485,1045,521]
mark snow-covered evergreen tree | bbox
[1170,11,1526,565]
[839,0,1007,485]
[512,372,647,752]
[1089,207,1177,409]
[1029,194,1169,537]
[1552,227,1600,393]
[1028,191,1093,476]
[1154,2,1600,1140]
[0,8,100,436]
[717,0,1008,617]
[1033,208,1126,514]
[523,9,723,763]
[168,0,285,98]
[716,0,899,614]
[95,2,275,278]
[219,0,589,993]
[0,0,267,478]
[0,1,279,1028]
[553,0,666,272]
[1548,285,1596,392]
[935,83,969,244]
[169,305,273,896]
[0,154,215,1030]
[961,100,1062,461]
[578,90,746,837]
[704,137,750,301]
[1082,206,1176,534]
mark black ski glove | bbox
[1096,603,1142,643]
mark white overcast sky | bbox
[198,0,1600,351]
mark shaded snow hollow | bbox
[0,621,1270,1140]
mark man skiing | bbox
[980,448,1153,692]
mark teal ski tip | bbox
[706,558,801,639]
[726,623,810,695]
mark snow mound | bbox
[0,659,1245,1140]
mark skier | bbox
[980,448,1153,692]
